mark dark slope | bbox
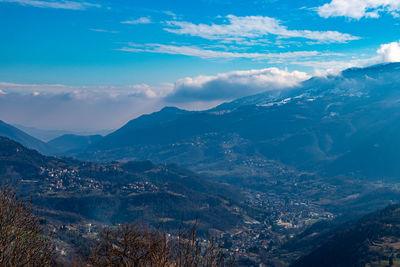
[82,62,400,179]
[291,204,400,267]
[0,137,250,232]
[94,106,192,148]
[0,120,54,154]
[0,136,63,176]
[48,134,102,155]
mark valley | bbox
[2,131,400,265]
[3,63,400,265]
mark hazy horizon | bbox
[1,0,400,130]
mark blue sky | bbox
[1,0,400,131]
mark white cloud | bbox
[128,83,173,99]
[164,15,360,44]
[89,28,118,34]
[0,0,100,10]
[119,43,336,60]
[0,82,66,91]
[291,58,376,76]
[317,0,400,19]
[122,17,152,25]
[291,40,400,74]
[163,10,177,19]
[377,41,400,62]
[168,68,310,102]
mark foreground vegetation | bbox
[0,184,232,267]
[86,223,232,267]
[0,186,54,266]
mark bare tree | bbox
[172,223,231,267]
[87,223,170,267]
[86,222,233,267]
[0,185,54,267]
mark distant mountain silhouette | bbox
[14,124,112,142]
[48,134,103,155]
[0,120,54,154]
[94,106,192,148]
[82,62,400,179]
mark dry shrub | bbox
[0,185,54,267]
[86,222,233,267]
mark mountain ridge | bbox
[81,62,400,180]
[0,120,54,155]
[48,134,103,155]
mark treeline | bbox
[0,185,233,267]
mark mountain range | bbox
[3,63,400,182]
[0,121,104,156]
[72,62,400,182]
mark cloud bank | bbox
[0,68,309,129]
[0,83,173,130]
[168,68,310,102]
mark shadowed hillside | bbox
[48,134,103,155]
[292,204,400,267]
[0,136,251,233]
